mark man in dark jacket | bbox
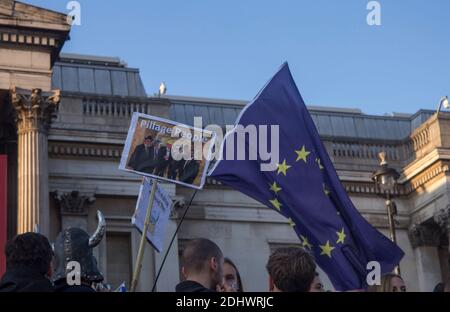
[153,142,169,177]
[0,232,54,292]
[127,136,156,174]
[167,152,184,180]
[175,238,224,292]
[179,160,200,184]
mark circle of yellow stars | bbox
[267,145,347,258]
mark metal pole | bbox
[386,195,400,275]
[130,178,158,292]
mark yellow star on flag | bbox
[295,145,310,163]
[277,159,291,176]
[319,240,335,258]
[269,198,282,211]
[316,158,324,170]
[287,218,296,227]
[269,181,282,194]
[336,228,346,244]
[300,235,313,250]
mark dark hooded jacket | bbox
[0,266,53,292]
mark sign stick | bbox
[130,178,158,292]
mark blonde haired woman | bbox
[367,273,406,292]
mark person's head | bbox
[266,247,316,292]
[367,273,406,292]
[4,232,53,277]
[181,238,224,289]
[143,136,154,147]
[223,258,244,292]
[309,272,325,292]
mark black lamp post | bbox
[372,151,401,275]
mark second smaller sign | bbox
[132,177,173,253]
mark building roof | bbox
[52,53,147,97]
[52,53,436,141]
[167,95,434,140]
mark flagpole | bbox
[130,178,158,292]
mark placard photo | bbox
[119,112,216,189]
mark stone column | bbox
[11,87,60,236]
[434,206,450,281]
[408,222,443,291]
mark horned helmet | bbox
[53,210,106,284]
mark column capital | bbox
[408,222,442,248]
[434,205,450,231]
[53,191,95,216]
[10,87,60,134]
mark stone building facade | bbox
[0,1,449,291]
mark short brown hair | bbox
[5,232,53,275]
[266,247,316,292]
[182,238,223,273]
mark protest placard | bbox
[119,112,216,189]
[132,177,173,253]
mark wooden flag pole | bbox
[130,178,158,292]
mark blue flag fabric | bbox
[209,63,404,291]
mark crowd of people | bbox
[127,136,200,184]
[0,232,449,293]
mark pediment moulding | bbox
[47,139,449,196]
[0,0,70,32]
[0,0,70,65]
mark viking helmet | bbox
[53,210,106,283]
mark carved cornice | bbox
[0,29,69,66]
[11,87,60,134]
[0,30,63,48]
[47,141,449,198]
[0,1,70,64]
[407,161,450,192]
[49,142,122,159]
[53,190,95,215]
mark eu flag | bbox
[209,63,404,291]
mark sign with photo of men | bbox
[119,112,216,189]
